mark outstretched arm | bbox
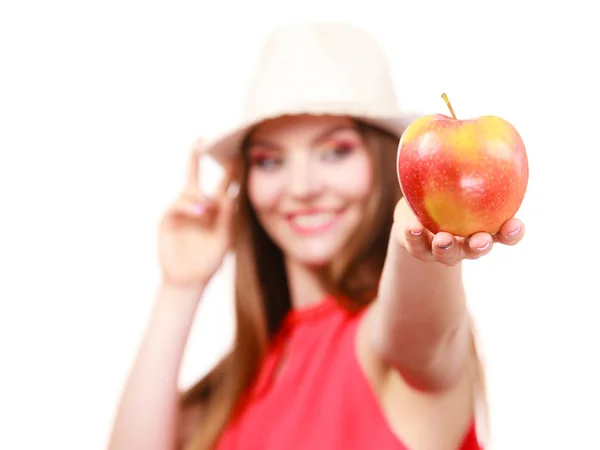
[369,198,524,392]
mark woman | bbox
[108,22,524,450]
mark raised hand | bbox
[158,140,236,289]
[393,197,525,266]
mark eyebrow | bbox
[247,124,359,150]
[311,124,359,145]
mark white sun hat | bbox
[202,21,414,164]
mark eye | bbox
[248,153,283,171]
[320,141,357,161]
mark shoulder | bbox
[355,305,486,449]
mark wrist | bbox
[158,280,206,303]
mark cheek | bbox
[247,170,283,211]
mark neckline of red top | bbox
[282,294,340,328]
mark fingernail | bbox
[474,241,491,251]
[508,227,521,236]
[410,229,422,236]
[437,242,452,250]
[194,204,206,214]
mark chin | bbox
[300,256,332,268]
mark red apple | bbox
[396,95,529,237]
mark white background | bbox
[1,1,599,449]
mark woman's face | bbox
[246,114,374,267]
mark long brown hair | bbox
[180,119,488,449]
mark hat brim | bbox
[202,111,417,167]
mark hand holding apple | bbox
[393,196,524,266]
[396,94,529,237]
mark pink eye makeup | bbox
[316,138,360,161]
[247,147,283,170]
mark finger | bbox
[169,198,213,218]
[463,232,494,259]
[403,225,433,260]
[216,160,235,197]
[168,186,217,218]
[395,202,432,259]
[431,232,460,265]
[186,139,205,188]
[493,218,524,245]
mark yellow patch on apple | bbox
[439,124,481,160]
[423,191,482,236]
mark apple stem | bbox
[441,93,457,119]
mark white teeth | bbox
[291,213,335,229]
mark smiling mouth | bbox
[287,211,343,235]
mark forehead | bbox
[248,114,358,146]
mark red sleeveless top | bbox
[215,295,481,449]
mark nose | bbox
[286,152,321,199]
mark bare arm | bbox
[367,197,475,393]
[371,232,470,392]
[106,141,236,449]
[107,283,204,450]
[368,197,524,392]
